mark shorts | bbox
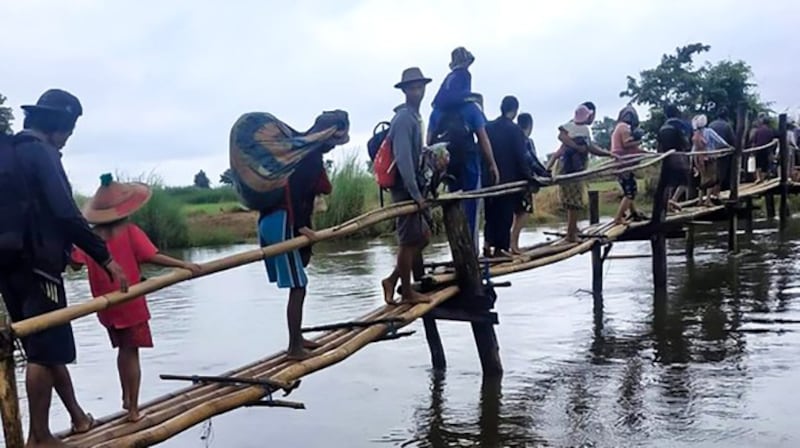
[716,155,732,190]
[515,193,534,214]
[559,182,585,211]
[391,189,430,246]
[0,268,76,365]
[258,210,308,289]
[618,173,637,200]
[107,321,153,349]
[755,149,771,172]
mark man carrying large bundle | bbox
[229,110,349,360]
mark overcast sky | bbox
[2,0,799,193]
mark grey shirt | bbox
[388,104,424,201]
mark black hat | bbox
[21,89,83,118]
[394,67,432,89]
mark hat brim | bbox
[394,78,432,89]
[21,104,71,114]
[83,183,152,225]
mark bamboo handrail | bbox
[741,139,779,154]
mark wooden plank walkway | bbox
[57,178,782,447]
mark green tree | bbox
[193,170,211,189]
[591,116,616,150]
[621,43,769,136]
[0,93,13,135]
[219,168,233,185]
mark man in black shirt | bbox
[484,96,531,255]
[0,90,128,446]
[709,108,737,192]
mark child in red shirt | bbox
[72,174,200,422]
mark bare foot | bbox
[613,218,626,225]
[668,200,682,212]
[70,413,95,435]
[126,409,145,423]
[399,290,431,305]
[302,339,322,349]
[287,347,313,361]
[382,277,398,305]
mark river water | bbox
[8,218,800,447]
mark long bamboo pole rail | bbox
[10,149,678,339]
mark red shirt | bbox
[72,223,158,329]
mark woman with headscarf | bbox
[691,113,730,205]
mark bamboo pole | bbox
[63,305,393,445]
[12,202,421,338]
[778,114,789,227]
[0,300,23,448]
[94,286,460,448]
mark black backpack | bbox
[0,133,36,269]
[657,119,691,186]
[657,118,690,153]
[430,108,473,171]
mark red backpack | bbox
[373,137,397,188]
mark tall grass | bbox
[314,153,384,234]
[111,173,191,249]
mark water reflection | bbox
[407,373,541,448]
[403,219,800,447]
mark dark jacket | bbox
[15,131,110,275]
[486,116,531,184]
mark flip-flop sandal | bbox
[71,413,95,435]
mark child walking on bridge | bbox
[72,174,201,423]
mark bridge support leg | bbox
[685,224,695,259]
[651,233,667,293]
[442,202,502,376]
[589,191,603,304]
[414,254,446,371]
[0,303,23,448]
[744,197,754,234]
[765,194,776,220]
[778,113,790,230]
[422,316,446,371]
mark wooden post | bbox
[650,170,668,293]
[414,254,446,371]
[744,197,754,234]
[589,191,603,302]
[685,224,695,259]
[442,202,502,376]
[0,301,23,448]
[728,105,747,253]
[778,113,790,228]
[765,194,776,219]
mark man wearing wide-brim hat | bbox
[381,67,435,306]
[0,89,128,446]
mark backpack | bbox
[430,108,473,171]
[657,119,691,186]
[367,121,390,161]
[657,119,690,153]
[373,137,396,189]
[0,133,36,269]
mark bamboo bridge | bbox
[0,111,796,447]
